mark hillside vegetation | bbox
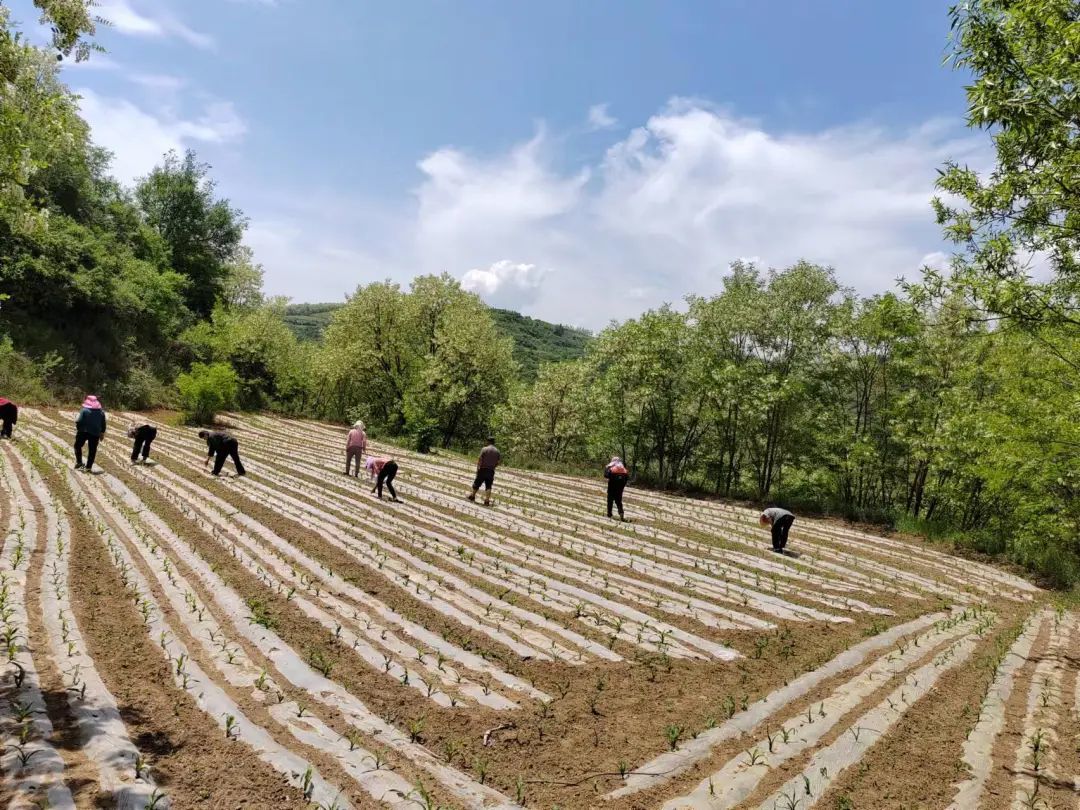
[0,0,1077,587]
[284,302,591,379]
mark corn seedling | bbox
[473,756,489,784]
[301,766,314,800]
[664,724,684,751]
[408,715,425,743]
[515,776,527,804]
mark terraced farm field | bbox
[2,408,1074,809]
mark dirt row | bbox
[3,409,1072,809]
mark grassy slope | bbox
[283,303,592,380]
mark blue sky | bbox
[13,0,986,327]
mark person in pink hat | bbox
[74,395,107,472]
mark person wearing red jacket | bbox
[604,456,629,520]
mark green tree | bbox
[182,301,307,411]
[314,280,415,429]
[931,0,1080,332]
[0,9,93,228]
[135,150,246,318]
[177,361,239,424]
[404,278,517,447]
[744,262,841,495]
[687,262,768,495]
[496,361,593,461]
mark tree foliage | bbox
[930,0,1080,331]
[176,362,240,425]
[0,5,251,399]
[310,274,516,446]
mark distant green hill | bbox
[282,303,343,342]
[283,303,591,380]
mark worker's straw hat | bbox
[353,420,365,430]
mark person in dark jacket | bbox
[74,395,107,471]
[0,398,17,439]
[467,437,501,506]
[198,430,246,477]
[760,507,795,552]
[127,424,158,464]
[604,456,629,520]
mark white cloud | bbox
[95,0,214,49]
[461,261,548,309]
[61,53,122,71]
[919,251,952,273]
[249,99,987,327]
[587,103,617,131]
[414,129,588,272]
[129,73,187,92]
[76,89,246,183]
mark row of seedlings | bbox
[23,433,356,807]
[661,607,995,809]
[29,416,526,808]
[948,609,1048,808]
[0,448,77,808]
[604,608,967,800]
[7,443,169,808]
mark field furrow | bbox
[25,420,522,809]
[5,443,170,809]
[0,449,77,810]
[3,409,1061,809]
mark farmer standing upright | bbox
[468,436,501,506]
[345,420,367,477]
[604,456,629,520]
[760,506,795,553]
[0,398,17,439]
[198,429,246,477]
[74,395,107,472]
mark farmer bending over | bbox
[198,430,246,477]
[468,437,501,506]
[127,423,158,464]
[760,507,795,553]
[366,455,399,501]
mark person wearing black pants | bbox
[467,438,501,506]
[604,456,629,520]
[0,398,17,439]
[760,507,795,552]
[74,395,107,471]
[127,424,158,463]
[371,459,399,501]
[198,430,246,477]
